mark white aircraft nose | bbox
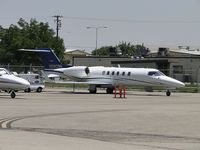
[23,80,30,88]
[17,77,30,89]
[169,78,185,88]
[160,76,185,88]
[175,80,185,87]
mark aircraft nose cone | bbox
[20,78,30,89]
[178,81,185,87]
[174,80,185,87]
[162,76,185,88]
[26,81,30,87]
[24,80,30,88]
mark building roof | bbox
[111,58,169,64]
[170,46,200,55]
[149,45,200,56]
[65,49,90,55]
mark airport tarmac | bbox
[0,87,200,150]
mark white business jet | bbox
[0,68,30,98]
[44,66,185,96]
[19,48,185,96]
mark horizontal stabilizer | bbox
[19,49,50,53]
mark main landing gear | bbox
[106,87,114,94]
[89,85,97,94]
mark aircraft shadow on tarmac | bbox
[0,93,26,100]
[58,90,165,97]
[127,93,164,97]
[60,91,106,95]
[0,96,25,100]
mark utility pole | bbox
[53,15,63,40]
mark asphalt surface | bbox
[0,88,200,150]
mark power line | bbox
[1,15,200,24]
[62,16,200,24]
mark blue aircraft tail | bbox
[19,48,72,69]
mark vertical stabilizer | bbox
[37,48,62,68]
[19,48,71,69]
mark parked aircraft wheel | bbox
[11,91,16,98]
[106,87,114,94]
[166,90,171,96]
[37,87,43,93]
[89,88,97,94]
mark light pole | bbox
[86,26,107,55]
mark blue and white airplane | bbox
[19,48,185,96]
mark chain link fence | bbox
[0,64,44,74]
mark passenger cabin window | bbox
[128,72,131,76]
[102,71,105,75]
[122,72,125,76]
[148,71,165,76]
[116,71,120,75]
[112,71,115,75]
[107,71,110,75]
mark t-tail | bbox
[19,48,72,69]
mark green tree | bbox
[91,41,148,57]
[0,18,65,65]
[91,46,112,56]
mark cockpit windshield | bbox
[0,68,11,75]
[148,71,165,76]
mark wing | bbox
[48,80,110,85]
[41,70,111,85]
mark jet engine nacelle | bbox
[63,66,90,78]
[85,67,90,75]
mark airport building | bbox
[71,46,200,83]
[64,49,90,64]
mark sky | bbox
[0,0,200,52]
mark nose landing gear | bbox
[166,90,171,96]
[9,90,16,98]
